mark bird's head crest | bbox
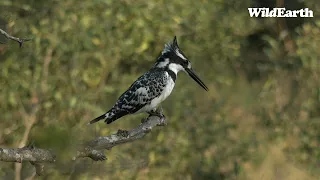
[162,36,180,55]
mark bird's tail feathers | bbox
[88,113,107,125]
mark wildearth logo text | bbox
[248,8,313,17]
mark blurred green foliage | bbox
[0,0,319,179]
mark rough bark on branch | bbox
[74,114,167,161]
[0,146,56,175]
[0,28,31,47]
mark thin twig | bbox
[0,28,31,47]
[15,93,39,180]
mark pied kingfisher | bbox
[89,36,208,125]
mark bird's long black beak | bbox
[186,68,209,91]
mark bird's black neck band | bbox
[167,69,176,82]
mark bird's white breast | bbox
[137,72,175,113]
[150,72,175,107]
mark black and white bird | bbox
[89,36,208,125]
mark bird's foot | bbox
[148,106,165,119]
[158,117,167,126]
[117,129,129,137]
[148,110,165,119]
[148,109,166,126]
[141,117,148,123]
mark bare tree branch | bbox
[0,28,31,47]
[74,114,167,161]
[0,113,167,175]
[0,146,56,175]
